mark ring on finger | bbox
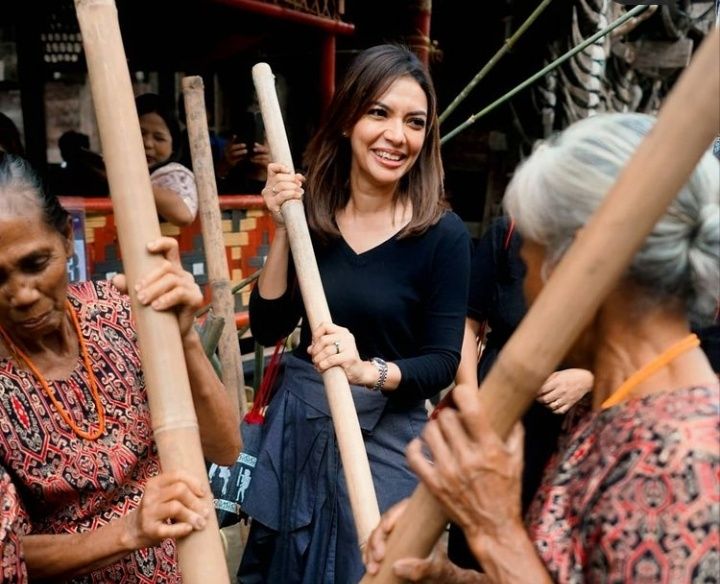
[334,341,341,355]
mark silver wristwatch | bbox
[369,357,388,392]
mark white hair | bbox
[504,113,720,325]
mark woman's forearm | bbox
[23,517,133,580]
[183,329,242,465]
[152,186,194,226]
[257,227,291,299]
[469,521,553,584]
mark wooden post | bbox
[361,27,720,584]
[182,75,248,417]
[74,2,229,582]
[252,62,381,547]
[407,0,432,67]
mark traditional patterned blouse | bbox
[0,281,179,583]
[528,385,720,583]
[1,467,27,583]
[150,162,198,219]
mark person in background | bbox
[0,153,240,582]
[136,93,198,226]
[0,112,25,157]
[239,44,471,583]
[365,112,719,583]
[176,85,271,196]
[50,130,108,197]
[217,106,272,195]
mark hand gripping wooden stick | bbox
[74,2,229,582]
[252,62,381,547]
[182,76,247,417]
[361,27,720,584]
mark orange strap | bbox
[601,333,700,409]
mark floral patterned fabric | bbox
[150,162,198,219]
[528,385,720,583]
[0,281,179,583]
[1,467,27,583]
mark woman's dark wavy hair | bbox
[303,44,446,241]
[135,92,184,169]
[0,152,70,234]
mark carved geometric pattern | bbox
[76,207,274,313]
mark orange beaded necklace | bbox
[0,301,106,440]
[600,333,700,409]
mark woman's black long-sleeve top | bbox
[249,211,471,401]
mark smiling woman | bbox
[238,45,471,583]
[0,153,240,582]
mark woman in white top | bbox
[136,93,198,226]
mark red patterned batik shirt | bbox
[528,385,720,583]
[0,281,178,583]
[1,467,27,583]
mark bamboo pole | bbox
[440,5,648,145]
[362,27,720,584]
[252,62,381,547]
[438,0,555,125]
[74,2,229,582]
[182,76,248,416]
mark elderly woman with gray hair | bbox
[0,153,240,582]
[365,112,720,583]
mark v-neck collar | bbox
[335,228,403,265]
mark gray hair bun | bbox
[504,113,720,326]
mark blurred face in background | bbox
[139,112,173,168]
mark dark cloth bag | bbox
[208,340,285,528]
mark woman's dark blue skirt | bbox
[238,355,427,583]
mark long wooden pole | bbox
[182,75,248,417]
[362,27,720,584]
[252,63,381,547]
[74,2,229,582]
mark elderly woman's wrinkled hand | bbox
[364,498,485,583]
[262,162,304,227]
[111,237,202,339]
[406,384,524,549]
[364,498,407,575]
[121,470,210,550]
